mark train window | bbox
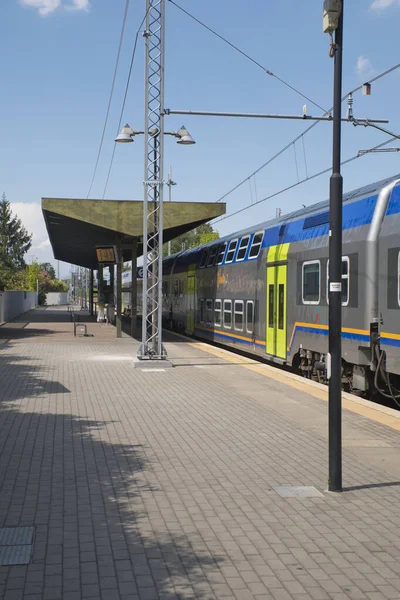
[236,236,250,262]
[246,301,254,334]
[199,299,204,324]
[249,231,264,259]
[214,299,222,327]
[234,300,244,331]
[216,242,227,265]
[199,249,208,269]
[278,284,284,330]
[326,256,350,306]
[225,239,238,263]
[206,300,213,325]
[268,285,274,327]
[162,281,168,297]
[178,280,184,296]
[223,300,232,329]
[302,261,320,304]
[207,245,218,267]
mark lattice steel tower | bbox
[138,0,166,359]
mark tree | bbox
[164,223,219,256]
[26,260,68,305]
[40,262,56,279]
[26,261,41,292]
[0,193,32,270]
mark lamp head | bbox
[176,125,195,145]
[115,124,134,143]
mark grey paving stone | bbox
[63,593,82,600]
[63,579,81,593]
[82,583,100,598]
[0,311,400,600]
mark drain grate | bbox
[273,486,323,498]
[0,527,35,566]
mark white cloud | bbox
[19,0,90,15]
[370,0,400,10]
[20,0,61,15]
[355,56,375,79]
[11,202,52,263]
[66,0,90,12]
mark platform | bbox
[0,307,399,600]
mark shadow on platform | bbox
[0,352,70,400]
[343,481,400,492]
[0,398,223,597]
[8,306,95,324]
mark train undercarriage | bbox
[293,347,400,409]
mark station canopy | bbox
[42,198,226,269]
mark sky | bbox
[1,0,400,277]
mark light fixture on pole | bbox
[115,124,136,143]
[166,167,177,256]
[115,104,195,361]
[176,126,195,145]
[115,125,195,145]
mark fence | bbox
[0,291,38,324]
[45,292,69,306]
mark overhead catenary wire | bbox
[102,9,149,199]
[253,174,258,204]
[301,135,309,179]
[293,142,299,182]
[214,62,400,204]
[86,0,130,199]
[213,136,397,225]
[248,178,253,206]
[168,0,327,114]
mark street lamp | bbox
[115,124,195,145]
[115,123,195,359]
[324,0,344,492]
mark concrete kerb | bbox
[132,356,173,369]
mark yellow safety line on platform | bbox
[188,341,400,432]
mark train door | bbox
[186,265,195,334]
[266,244,289,359]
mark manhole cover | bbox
[0,545,33,566]
[0,527,34,546]
[0,527,35,566]
[273,486,323,498]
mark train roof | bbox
[166,172,400,263]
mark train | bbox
[161,173,400,403]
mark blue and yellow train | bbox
[162,174,400,400]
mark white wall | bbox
[0,291,38,324]
[46,292,69,306]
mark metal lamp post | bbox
[115,118,195,359]
[324,0,344,492]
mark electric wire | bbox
[102,10,149,199]
[213,136,397,225]
[374,346,400,406]
[253,174,258,204]
[248,178,253,206]
[168,0,327,114]
[301,135,309,179]
[86,0,130,199]
[214,62,400,205]
[293,142,299,182]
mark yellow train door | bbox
[186,265,195,334]
[266,244,289,359]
